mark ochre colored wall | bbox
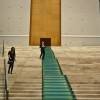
[29,0,61,46]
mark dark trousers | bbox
[40,48,45,59]
[8,62,14,74]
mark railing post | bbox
[6,90,9,100]
[2,40,4,57]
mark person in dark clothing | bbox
[8,47,16,74]
[40,41,45,60]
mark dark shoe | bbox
[40,56,41,59]
[42,57,44,60]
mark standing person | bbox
[8,47,16,74]
[40,41,45,60]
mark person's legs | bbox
[11,63,14,74]
[42,50,45,60]
[8,64,11,74]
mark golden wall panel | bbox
[30,0,61,46]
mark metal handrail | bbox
[4,59,9,100]
[2,40,9,100]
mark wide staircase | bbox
[1,45,100,100]
[52,46,100,100]
[4,46,42,100]
[42,47,76,100]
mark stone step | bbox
[9,93,42,97]
[9,97,41,100]
[0,79,4,99]
[8,86,41,89]
[0,93,4,96]
[7,80,42,82]
[8,83,42,86]
[76,94,100,97]
[0,97,4,100]
[74,90,100,94]
[73,87,100,90]
[9,90,41,92]
[72,83,100,86]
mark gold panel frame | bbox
[29,0,61,46]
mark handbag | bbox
[7,60,13,64]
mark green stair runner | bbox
[42,47,76,100]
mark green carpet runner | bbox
[42,47,76,100]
